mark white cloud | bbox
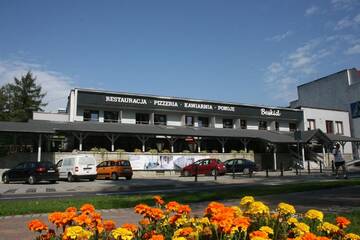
[266,31,293,42]
[305,6,319,16]
[345,44,360,54]
[331,0,359,10]
[0,59,75,112]
[335,14,360,30]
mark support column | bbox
[166,137,177,153]
[136,135,150,152]
[37,134,42,162]
[339,141,346,155]
[301,144,305,168]
[273,145,277,171]
[105,134,120,152]
[72,132,89,151]
[217,138,227,153]
[240,138,250,153]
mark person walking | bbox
[333,143,347,179]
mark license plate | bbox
[48,170,55,172]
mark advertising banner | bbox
[128,154,210,170]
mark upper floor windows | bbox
[104,111,119,123]
[185,116,194,126]
[325,120,334,134]
[136,113,149,124]
[335,121,343,135]
[307,119,316,130]
[198,117,209,127]
[240,120,247,129]
[223,119,233,129]
[154,114,167,125]
[259,121,267,130]
[84,110,99,122]
[275,121,279,131]
[289,123,297,132]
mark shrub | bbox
[231,150,238,153]
[211,149,218,153]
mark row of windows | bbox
[307,119,344,134]
[83,110,297,131]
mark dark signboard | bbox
[77,90,303,121]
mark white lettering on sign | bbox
[154,100,178,107]
[260,108,281,117]
[184,102,213,110]
[105,96,147,105]
[217,105,235,112]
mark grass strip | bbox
[0,179,359,216]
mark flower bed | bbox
[28,196,359,239]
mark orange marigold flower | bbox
[122,223,138,233]
[166,201,181,212]
[317,237,331,240]
[233,217,251,231]
[205,202,225,216]
[103,220,116,232]
[148,207,164,220]
[48,212,69,228]
[65,207,77,213]
[249,230,268,239]
[177,204,191,215]
[139,218,151,226]
[28,219,48,232]
[73,213,92,226]
[150,234,165,240]
[301,233,317,240]
[336,216,351,229]
[80,203,95,214]
[135,204,151,215]
[153,195,165,205]
[169,215,181,225]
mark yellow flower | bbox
[260,226,274,235]
[277,202,296,215]
[175,216,189,227]
[64,226,93,240]
[305,209,323,221]
[247,201,270,215]
[231,206,243,216]
[172,238,187,240]
[344,233,360,240]
[111,227,134,240]
[240,196,255,206]
[198,217,210,225]
[287,217,298,225]
[293,222,310,236]
[318,222,340,234]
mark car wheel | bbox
[89,177,95,182]
[111,173,118,180]
[2,174,9,184]
[67,173,74,182]
[243,168,250,175]
[184,170,191,177]
[211,169,218,176]
[28,175,36,185]
[49,180,57,184]
[126,176,132,180]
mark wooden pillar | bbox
[322,145,326,167]
[217,138,227,153]
[301,144,305,167]
[240,138,250,153]
[105,134,120,152]
[72,132,88,151]
[166,137,177,153]
[273,145,277,171]
[37,134,42,162]
[136,135,150,152]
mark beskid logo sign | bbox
[260,108,281,117]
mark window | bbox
[240,120,247,129]
[223,119,233,129]
[335,121,343,135]
[84,110,99,122]
[104,111,119,123]
[307,119,316,130]
[259,121,267,130]
[185,116,194,126]
[326,120,334,134]
[198,117,209,127]
[275,122,279,131]
[289,123,297,132]
[154,114,167,125]
[136,113,149,124]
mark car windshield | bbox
[117,161,130,166]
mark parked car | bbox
[223,158,258,175]
[96,160,133,180]
[181,158,226,176]
[2,161,59,184]
[56,155,97,182]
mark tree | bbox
[0,71,47,121]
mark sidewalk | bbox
[1,185,359,240]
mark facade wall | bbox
[33,112,69,122]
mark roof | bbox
[297,69,348,88]
[1,120,359,144]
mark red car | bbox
[181,158,226,176]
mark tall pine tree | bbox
[1,71,47,121]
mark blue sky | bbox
[0,0,359,111]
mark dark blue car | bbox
[224,158,258,175]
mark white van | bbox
[56,155,97,182]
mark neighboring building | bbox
[291,68,360,157]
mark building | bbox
[290,68,360,158]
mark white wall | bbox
[33,112,69,122]
[302,107,352,154]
